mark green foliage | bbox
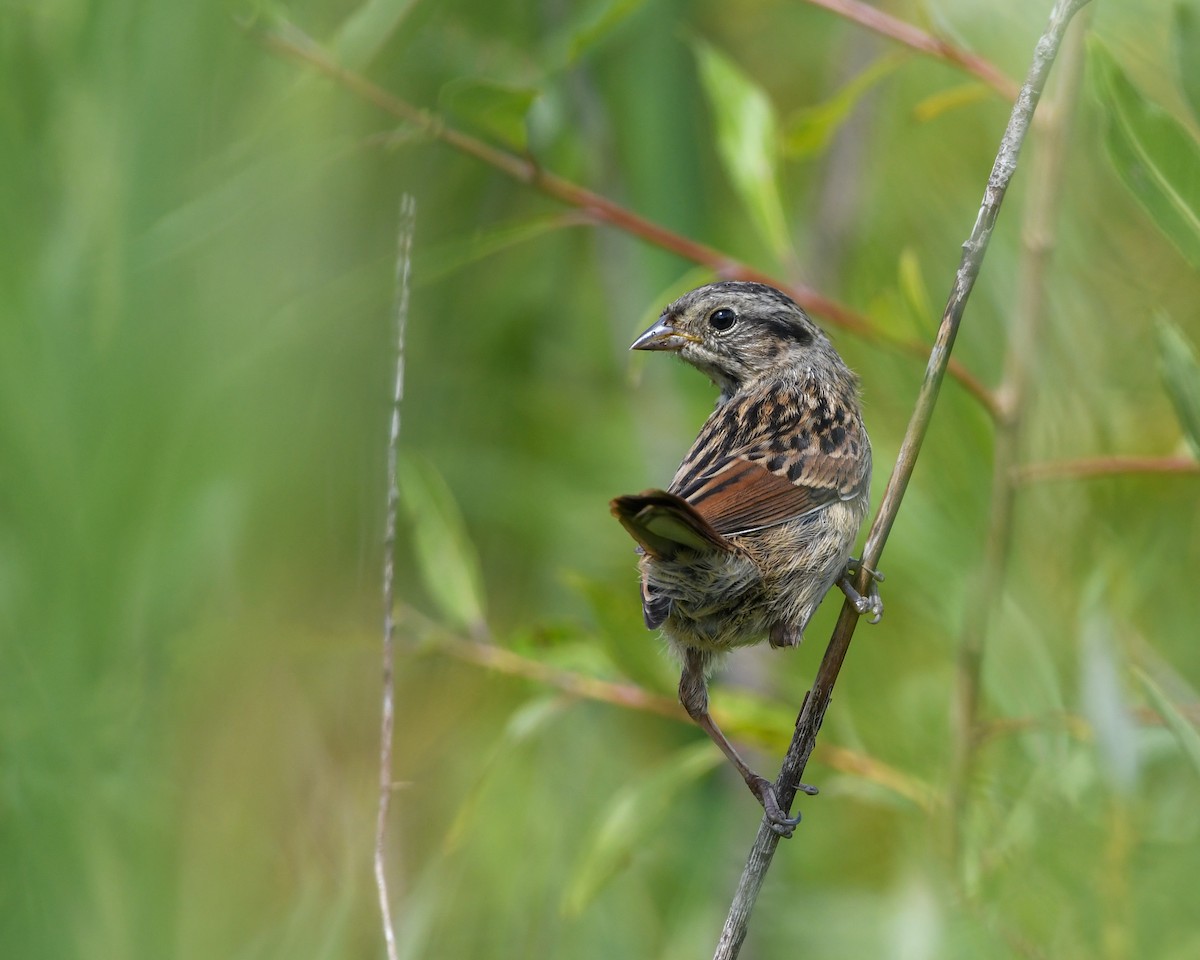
[543,0,655,70]
[692,37,792,262]
[1090,40,1200,267]
[1137,667,1200,780]
[2,1,1199,959]
[439,78,539,151]
[332,0,419,69]
[563,741,721,915]
[782,54,906,158]
[1174,2,1200,123]
[399,454,487,633]
[1157,314,1200,458]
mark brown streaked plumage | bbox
[610,280,880,836]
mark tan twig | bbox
[428,628,937,810]
[249,18,999,420]
[713,3,1094,957]
[376,195,416,960]
[798,0,1020,100]
[1013,454,1200,483]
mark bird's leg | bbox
[678,650,816,838]
[769,621,803,648]
[839,557,884,624]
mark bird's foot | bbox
[747,775,818,839]
[840,558,884,624]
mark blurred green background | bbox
[3,0,1199,957]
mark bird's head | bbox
[631,281,835,399]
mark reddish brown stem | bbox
[436,633,936,810]
[801,0,1020,100]
[254,20,999,419]
[1014,454,1200,483]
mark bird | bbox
[610,280,880,837]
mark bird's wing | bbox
[610,490,733,561]
[669,382,870,537]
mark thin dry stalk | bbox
[799,0,1020,99]
[376,194,417,960]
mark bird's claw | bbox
[845,557,884,584]
[840,558,884,624]
[748,775,816,839]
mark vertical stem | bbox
[712,2,1093,957]
[948,14,1089,874]
[1100,798,1133,960]
[376,194,417,960]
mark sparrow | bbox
[610,280,880,836]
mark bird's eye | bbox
[708,307,737,332]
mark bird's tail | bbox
[609,490,733,560]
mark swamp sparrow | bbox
[611,281,880,836]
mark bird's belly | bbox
[642,552,771,652]
[642,502,863,654]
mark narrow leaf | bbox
[439,78,538,152]
[398,455,486,632]
[332,0,417,70]
[1135,666,1200,780]
[562,572,675,693]
[562,742,721,915]
[912,82,992,123]
[782,54,905,159]
[444,696,569,850]
[1175,3,1200,124]
[983,600,1068,764]
[545,0,652,69]
[692,39,791,261]
[1090,41,1200,268]
[1156,314,1200,458]
[1079,610,1139,794]
[897,247,935,335]
[421,214,582,283]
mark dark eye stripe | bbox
[758,316,813,345]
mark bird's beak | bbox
[630,316,696,352]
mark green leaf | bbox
[1175,3,1200,124]
[562,572,675,693]
[1156,314,1200,458]
[911,82,992,124]
[439,78,538,151]
[332,0,418,70]
[444,696,569,851]
[421,214,582,283]
[1079,609,1139,794]
[707,687,793,751]
[692,39,791,261]
[897,246,935,336]
[562,742,722,915]
[782,54,905,159]
[1135,666,1200,780]
[398,454,486,633]
[1090,41,1200,268]
[983,599,1068,765]
[544,0,652,69]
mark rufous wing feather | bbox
[675,458,838,534]
[670,387,871,537]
